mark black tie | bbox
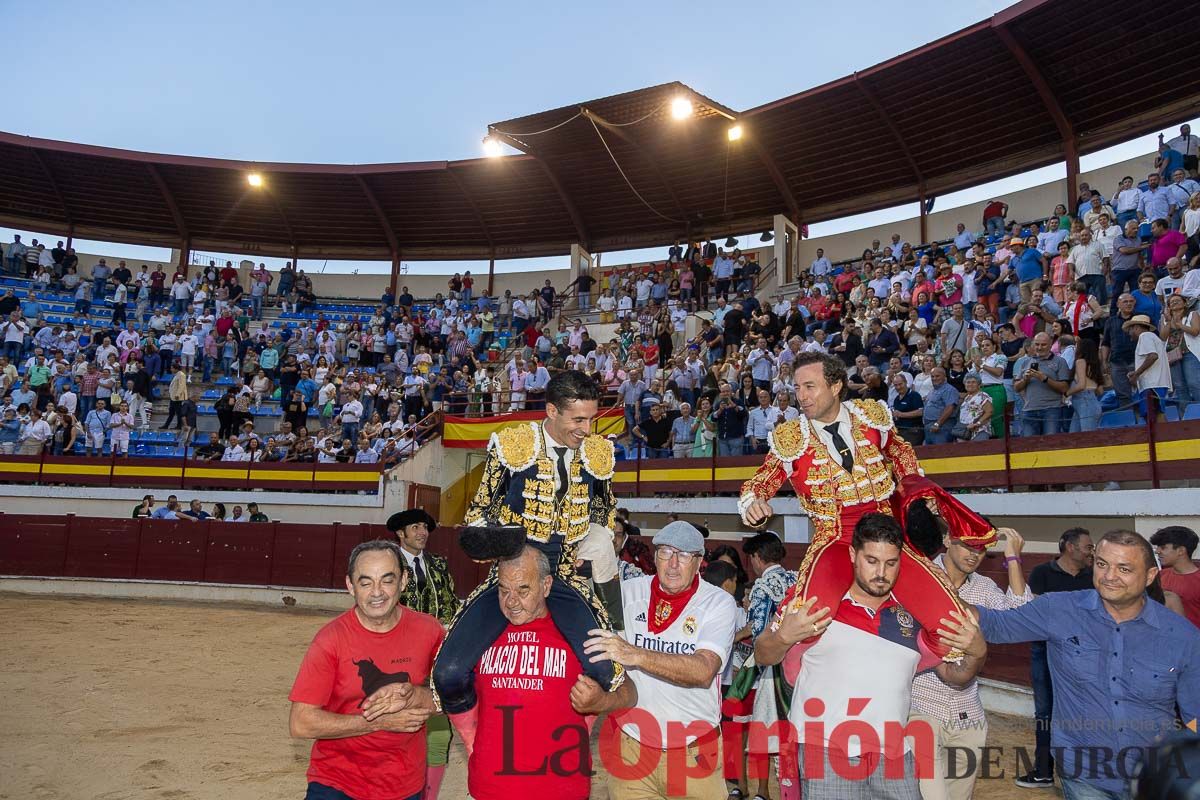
[825,423,854,473]
[553,446,569,502]
[414,555,427,592]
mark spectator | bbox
[982,198,1008,235]
[1149,526,1200,631]
[1126,313,1172,418]
[979,530,1199,799]
[922,366,958,444]
[1009,236,1046,303]
[713,381,748,456]
[1102,293,1138,409]
[1014,332,1070,436]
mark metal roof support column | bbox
[749,139,801,221]
[178,237,191,274]
[389,249,401,297]
[487,253,496,297]
[994,24,1079,205]
[918,184,928,245]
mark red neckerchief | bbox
[648,574,700,634]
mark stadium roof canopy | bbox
[0,0,1196,266]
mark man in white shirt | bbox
[1037,217,1069,256]
[746,389,779,454]
[1126,315,1172,414]
[754,513,985,799]
[952,223,975,252]
[584,521,736,800]
[1068,228,1110,302]
[222,435,248,462]
[810,249,832,277]
[1166,124,1199,172]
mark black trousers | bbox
[432,540,616,715]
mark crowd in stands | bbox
[1,126,1197,468]
[573,129,1200,459]
[129,493,271,522]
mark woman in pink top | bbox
[1049,241,1074,304]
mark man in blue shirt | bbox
[923,367,959,444]
[1009,238,1046,304]
[977,530,1200,799]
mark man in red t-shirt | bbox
[1151,526,1200,628]
[289,540,444,800]
[469,545,635,800]
[220,260,240,286]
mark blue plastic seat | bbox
[1099,409,1136,428]
[1184,403,1200,421]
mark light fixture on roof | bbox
[246,172,264,188]
[482,135,503,158]
[727,124,743,141]
[760,231,774,242]
[725,236,738,248]
[670,97,693,120]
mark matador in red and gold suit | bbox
[738,398,996,659]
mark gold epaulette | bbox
[579,435,615,480]
[491,422,540,472]
[768,418,810,463]
[847,399,895,432]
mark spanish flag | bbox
[442,408,625,449]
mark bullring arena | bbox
[4,0,1200,798]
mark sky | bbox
[1,0,1193,275]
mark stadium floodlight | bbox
[727,124,743,141]
[246,173,264,188]
[482,136,504,158]
[670,97,693,120]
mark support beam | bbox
[491,131,589,247]
[178,237,191,274]
[853,74,924,189]
[993,24,1079,201]
[388,249,402,297]
[487,254,495,297]
[533,158,589,248]
[445,168,494,250]
[145,163,189,243]
[581,108,690,222]
[748,137,801,221]
[28,148,73,229]
[353,175,400,254]
[918,184,928,244]
[267,189,298,253]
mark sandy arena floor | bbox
[0,594,1051,799]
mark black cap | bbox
[386,508,437,533]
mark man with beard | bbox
[755,513,986,798]
[739,353,996,662]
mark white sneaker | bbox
[1104,481,1121,491]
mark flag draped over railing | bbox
[441,407,625,449]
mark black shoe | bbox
[1014,771,1054,788]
